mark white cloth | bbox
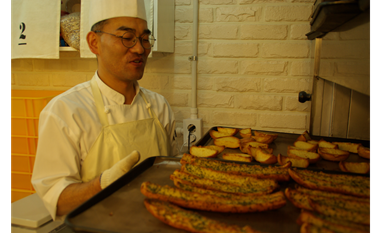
[80,0,96,58]
[31,71,177,220]
[11,0,60,59]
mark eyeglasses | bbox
[94,30,156,49]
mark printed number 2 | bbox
[18,22,26,45]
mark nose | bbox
[129,38,145,54]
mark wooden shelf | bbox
[59,47,77,51]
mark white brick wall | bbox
[12,1,324,146]
[176,0,316,140]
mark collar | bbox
[94,71,140,105]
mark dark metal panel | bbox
[348,90,370,139]
[331,84,351,138]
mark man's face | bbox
[96,17,151,83]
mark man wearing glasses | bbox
[31,0,177,220]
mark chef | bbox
[31,0,177,220]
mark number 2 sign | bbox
[18,22,26,45]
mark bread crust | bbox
[170,170,275,195]
[309,199,370,225]
[174,181,276,201]
[295,185,369,203]
[288,169,369,198]
[285,188,370,213]
[181,153,290,181]
[300,223,335,233]
[141,182,287,213]
[180,163,278,189]
[144,199,262,233]
[297,211,369,233]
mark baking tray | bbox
[65,156,307,233]
[65,128,369,232]
[196,127,370,173]
[64,156,368,233]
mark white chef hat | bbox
[89,0,147,28]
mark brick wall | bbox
[12,0,316,146]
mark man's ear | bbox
[86,31,100,55]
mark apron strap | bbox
[139,90,167,136]
[139,89,153,118]
[91,77,109,126]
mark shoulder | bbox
[139,87,173,118]
[42,81,93,114]
[140,87,170,107]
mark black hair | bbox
[91,19,109,32]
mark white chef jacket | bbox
[31,71,178,220]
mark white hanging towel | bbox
[144,0,154,37]
[80,0,95,58]
[11,0,60,59]
[80,0,147,58]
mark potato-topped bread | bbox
[209,127,238,139]
[287,148,320,164]
[277,153,309,168]
[332,142,361,153]
[318,148,350,162]
[339,161,370,174]
[214,136,240,148]
[239,128,252,138]
[293,141,318,152]
[358,146,370,159]
[253,148,277,164]
[318,140,338,149]
[189,146,218,158]
[222,153,252,163]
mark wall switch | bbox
[183,118,202,147]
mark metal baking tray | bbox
[65,156,306,233]
[65,128,369,233]
[196,127,370,173]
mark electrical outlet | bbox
[183,118,202,147]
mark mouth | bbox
[130,58,144,65]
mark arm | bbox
[56,176,102,216]
[56,150,141,216]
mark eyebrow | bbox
[116,26,152,35]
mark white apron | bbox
[81,77,171,182]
